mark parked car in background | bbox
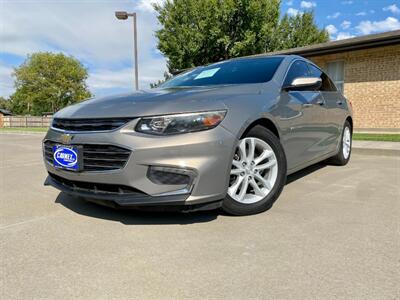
[43,55,353,215]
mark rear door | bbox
[308,63,342,153]
[279,60,329,170]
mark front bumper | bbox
[43,121,237,208]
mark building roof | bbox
[171,30,400,74]
[265,30,400,57]
[0,108,12,115]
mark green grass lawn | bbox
[0,127,48,133]
[353,133,400,142]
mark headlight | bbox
[134,110,227,135]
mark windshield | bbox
[160,57,283,88]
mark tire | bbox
[222,125,287,216]
[329,120,352,166]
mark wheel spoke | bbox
[232,160,242,169]
[230,168,242,175]
[254,149,273,165]
[237,176,249,201]
[249,178,264,196]
[247,138,255,162]
[255,174,272,190]
[238,140,247,160]
[228,175,244,196]
[254,159,276,171]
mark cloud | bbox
[286,0,294,6]
[0,0,168,98]
[327,12,341,19]
[341,1,353,4]
[341,20,352,29]
[325,24,338,36]
[137,0,165,13]
[87,68,134,90]
[88,56,166,91]
[287,8,300,16]
[356,11,367,16]
[336,32,356,40]
[356,17,400,34]
[383,4,400,14]
[300,1,316,9]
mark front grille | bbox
[44,141,131,172]
[52,118,133,132]
[48,172,144,195]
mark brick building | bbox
[269,30,400,130]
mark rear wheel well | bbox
[346,116,353,132]
[242,119,280,139]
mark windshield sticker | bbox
[194,68,220,80]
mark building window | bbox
[327,61,344,92]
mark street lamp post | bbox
[115,11,139,91]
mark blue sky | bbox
[287,0,400,39]
[1,0,399,98]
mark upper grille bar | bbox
[52,118,133,132]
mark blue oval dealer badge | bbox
[53,146,78,170]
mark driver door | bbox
[278,60,329,170]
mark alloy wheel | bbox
[228,137,278,204]
[342,127,351,159]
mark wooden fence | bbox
[0,116,52,128]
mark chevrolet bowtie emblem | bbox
[61,133,73,144]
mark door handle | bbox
[302,103,313,108]
[337,100,343,105]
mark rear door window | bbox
[308,63,337,92]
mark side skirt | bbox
[286,150,338,176]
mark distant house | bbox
[0,108,12,116]
[0,109,12,128]
[267,30,400,130]
[42,112,54,118]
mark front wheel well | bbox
[242,118,280,139]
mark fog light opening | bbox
[147,166,196,187]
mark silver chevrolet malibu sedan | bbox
[43,55,353,215]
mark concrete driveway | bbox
[1,133,399,299]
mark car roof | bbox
[226,54,308,65]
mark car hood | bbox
[54,84,264,119]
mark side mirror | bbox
[283,77,322,91]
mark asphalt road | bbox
[1,133,399,299]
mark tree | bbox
[154,0,328,72]
[9,52,91,115]
[0,96,11,111]
[150,71,173,88]
[271,12,329,50]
